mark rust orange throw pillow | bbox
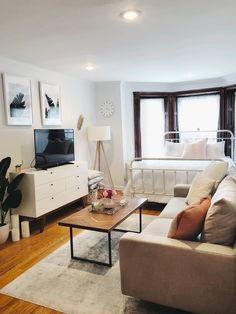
[168,196,211,240]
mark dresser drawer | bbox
[36,192,66,217]
[66,185,88,203]
[35,178,66,200]
[34,167,65,186]
[64,163,88,176]
[65,174,87,189]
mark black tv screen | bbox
[34,129,74,169]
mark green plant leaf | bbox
[7,173,24,193]
[0,177,9,202]
[2,190,22,211]
[0,176,8,188]
[0,157,11,178]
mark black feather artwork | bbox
[45,93,55,107]
[45,107,49,119]
[10,93,26,109]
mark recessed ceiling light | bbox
[120,10,141,21]
[85,64,94,71]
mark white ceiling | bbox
[0,0,236,82]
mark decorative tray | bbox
[88,197,128,215]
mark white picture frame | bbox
[39,82,61,125]
[2,74,33,125]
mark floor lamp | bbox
[87,126,114,188]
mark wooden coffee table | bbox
[58,197,147,267]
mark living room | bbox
[0,1,236,313]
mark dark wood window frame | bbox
[134,85,236,157]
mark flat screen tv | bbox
[34,129,74,169]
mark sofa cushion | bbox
[159,197,186,219]
[168,197,211,240]
[227,165,236,182]
[185,173,215,205]
[142,218,172,237]
[203,161,228,187]
[202,176,236,246]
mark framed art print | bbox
[40,82,61,125]
[3,74,33,125]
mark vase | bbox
[0,224,10,244]
[103,198,115,209]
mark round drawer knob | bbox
[51,197,54,200]
[51,183,53,186]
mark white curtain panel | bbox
[140,98,165,157]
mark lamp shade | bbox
[87,126,111,141]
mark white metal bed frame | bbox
[128,130,235,200]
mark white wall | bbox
[0,56,95,171]
[93,81,124,189]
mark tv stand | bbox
[10,162,88,231]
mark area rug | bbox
[1,214,186,314]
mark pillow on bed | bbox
[165,142,184,157]
[168,196,211,240]
[182,138,207,159]
[206,141,225,159]
[185,173,215,205]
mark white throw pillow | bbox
[227,166,236,182]
[203,161,228,186]
[185,173,215,205]
[165,142,184,157]
[182,138,207,159]
[201,176,236,246]
[206,142,225,159]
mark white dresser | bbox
[10,162,88,219]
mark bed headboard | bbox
[164,129,235,159]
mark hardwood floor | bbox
[0,202,160,313]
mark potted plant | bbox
[0,157,24,244]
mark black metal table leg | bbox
[70,226,74,259]
[69,228,113,267]
[139,207,142,233]
[108,231,112,266]
[114,207,143,233]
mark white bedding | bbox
[124,157,234,203]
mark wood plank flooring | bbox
[0,202,160,313]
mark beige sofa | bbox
[119,173,236,314]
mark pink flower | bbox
[102,189,116,199]
[103,190,109,198]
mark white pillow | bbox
[165,142,184,157]
[206,142,225,159]
[182,138,207,159]
[201,176,236,246]
[203,161,228,186]
[185,173,215,205]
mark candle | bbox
[11,214,19,229]
[11,228,20,242]
[21,221,30,238]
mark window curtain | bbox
[224,90,235,157]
